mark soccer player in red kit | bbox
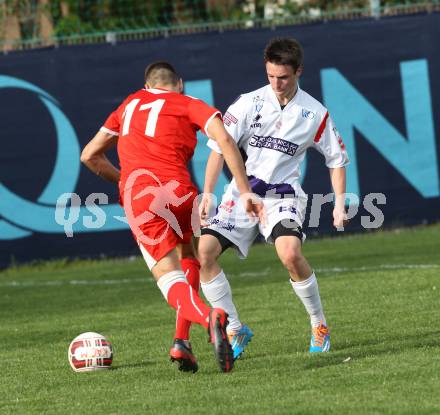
[81,61,263,373]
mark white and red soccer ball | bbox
[68,332,113,372]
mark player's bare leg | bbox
[274,235,330,352]
[198,234,253,359]
[198,234,222,279]
[151,248,233,372]
[274,235,312,281]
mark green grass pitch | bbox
[1,224,440,414]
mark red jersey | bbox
[101,88,220,188]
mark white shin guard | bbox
[290,272,326,328]
[200,270,241,333]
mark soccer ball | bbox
[68,332,113,372]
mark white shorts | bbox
[204,181,307,258]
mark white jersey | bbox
[207,84,349,199]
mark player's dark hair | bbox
[144,61,179,86]
[264,38,303,72]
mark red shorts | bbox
[120,180,199,268]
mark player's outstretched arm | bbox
[329,167,348,229]
[203,150,225,195]
[199,151,224,225]
[206,117,264,221]
[81,130,120,184]
[206,117,249,194]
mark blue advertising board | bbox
[0,13,439,267]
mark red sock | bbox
[167,281,210,329]
[175,258,201,340]
[181,258,201,290]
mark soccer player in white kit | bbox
[197,38,349,358]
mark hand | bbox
[333,206,348,231]
[241,193,266,226]
[199,193,214,227]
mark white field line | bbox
[230,263,440,278]
[316,264,440,273]
[1,264,439,288]
[0,278,149,288]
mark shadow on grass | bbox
[302,329,440,370]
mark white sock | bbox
[200,270,241,333]
[290,272,326,328]
[156,270,186,300]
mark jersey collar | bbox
[144,87,172,94]
[267,84,302,110]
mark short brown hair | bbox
[144,61,179,86]
[264,38,303,72]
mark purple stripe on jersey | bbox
[248,175,295,198]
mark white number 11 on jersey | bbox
[122,98,165,138]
